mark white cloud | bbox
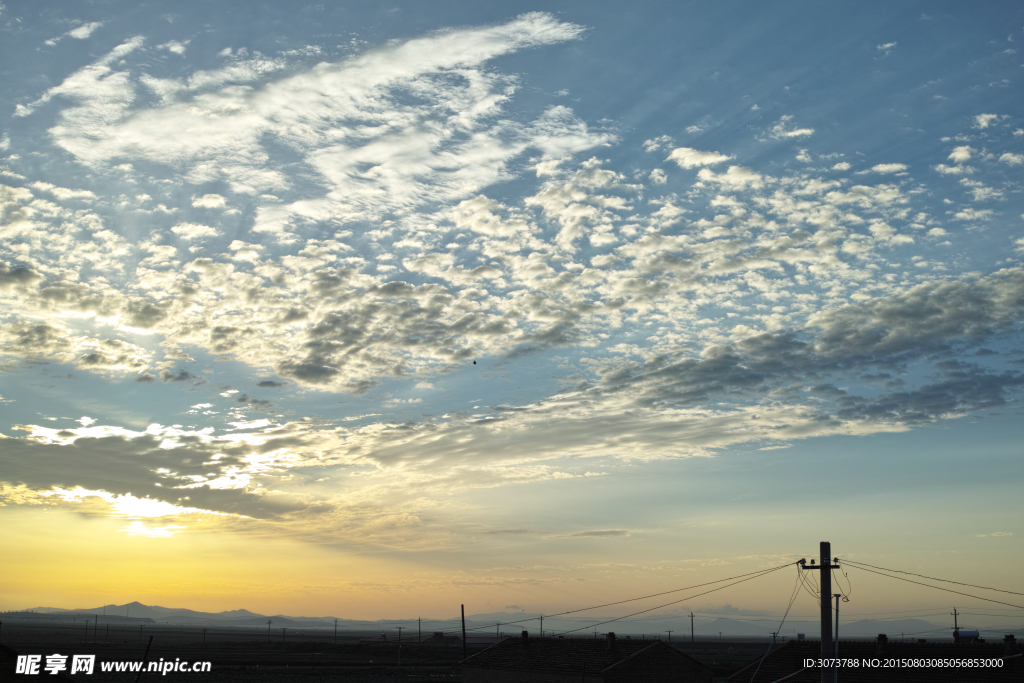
[157,40,189,54]
[696,165,764,189]
[29,181,96,200]
[934,164,974,175]
[973,113,999,129]
[649,169,667,184]
[999,152,1024,166]
[831,162,851,171]
[171,222,219,240]
[877,42,897,51]
[769,115,814,139]
[32,14,608,239]
[642,135,672,152]
[192,194,228,208]
[953,207,993,221]
[870,163,907,174]
[948,146,973,163]
[667,147,733,169]
[67,22,103,39]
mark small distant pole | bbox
[771,631,778,645]
[133,635,153,683]
[666,630,672,643]
[334,618,338,644]
[719,632,722,642]
[690,612,695,643]
[496,623,499,643]
[418,617,421,644]
[461,605,467,660]
[396,626,403,666]
[540,615,543,637]
[267,619,273,642]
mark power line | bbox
[749,570,802,682]
[549,563,794,636]
[842,560,1024,598]
[844,563,1024,611]
[439,562,799,635]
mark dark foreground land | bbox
[0,621,778,682]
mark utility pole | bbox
[496,623,500,643]
[951,607,959,635]
[396,627,403,666]
[418,617,421,645]
[771,632,778,645]
[267,619,272,642]
[666,630,672,643]
[540,615,543,637]
[461,605,467,661]
[798,541,840,683]
[334,618,338,644]
[833,593,841,683]
[833,594,841,655]
[690,612,695,643]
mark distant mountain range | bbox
[13,603,1018,640]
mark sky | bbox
[1,0,1022,633]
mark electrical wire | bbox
[832,566,852,602]
[797,567,820,605]
[535,563,794,637]
[438,562,798,635]
[844,563,1024,611]
[749,569,802,682]
[842,560,1024,598]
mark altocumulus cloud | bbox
[1,12,1024,548]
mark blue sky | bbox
[1,1,1022,625]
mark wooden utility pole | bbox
[690,612,695,643]
[799,541,840,683]
[133,636,153,683]
[461,605,467,660]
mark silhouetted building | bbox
[462,631,715,682]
